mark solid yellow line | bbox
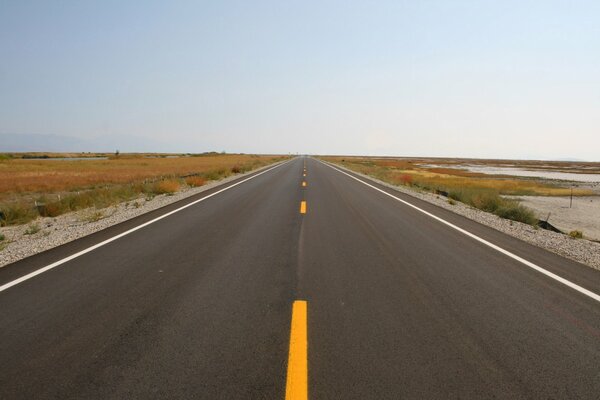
[300,201,307,214]
[285,300,308,400]
[302,181,307,187]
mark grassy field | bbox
[0,153,286,226]
[322,156,595,225]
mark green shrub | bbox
[24,223,41,235]
[203,168,230,181]
[83,211,104,222]
[496,204,538,225]
[448,188,537,225]
[0,203,38,226]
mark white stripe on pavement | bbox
[320,160,600,303]
[0,160,293,293]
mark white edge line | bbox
[0,159,293,293]
[318,159,600,303]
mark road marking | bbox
[0,160,293,293]
[285,300,308,400]
[320,160,600,303]
[302,182,307,187]
[300,201,307,214]
[303,173,306,177]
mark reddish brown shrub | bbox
[185,176,206,187]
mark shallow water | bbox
[426,164,600,183]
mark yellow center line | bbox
[302,181,307,187]
[285,300,308,400]
[300,201,307,214]
[303,173,306,177]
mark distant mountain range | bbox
[0,133,180,153]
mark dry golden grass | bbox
[423,167,489,178]
[2,152,177,159]
[323,156,565,225]
[152,180,180,194]
[393,170,591,196]
[0,154,282,199]
[373,159,416,169]
[325,156,594,197]
[0,153,286,225]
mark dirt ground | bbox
[509,195,600,241]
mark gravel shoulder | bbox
[328,161,600,271]
[3,158,598,271]
[0,161,284,268]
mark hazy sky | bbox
[1,1,599,159]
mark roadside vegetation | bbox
[81,210,105,223]
[324,157,593,226]
[0,153,286,226]
[24,223,41,235]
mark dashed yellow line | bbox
[285,300,308,400]
[302,181,307,187]
[300,201,307,214]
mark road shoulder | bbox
[321,159,600,271]
[0,160,288,269]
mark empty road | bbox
[1,157,599,399]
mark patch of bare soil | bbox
[509,195,600,241]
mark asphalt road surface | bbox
[1,157,599,399]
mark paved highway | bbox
[1,157,599,399]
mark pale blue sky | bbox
[1,1,599,159]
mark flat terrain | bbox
[323,155,599,240]
[0,153,285,226]
[1,157,599,399]
[322,156,598,196]
[0,153,283,196]
[511,195,600,241]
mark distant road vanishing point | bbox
[1,157,599,399]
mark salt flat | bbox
[509,195,600,241]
